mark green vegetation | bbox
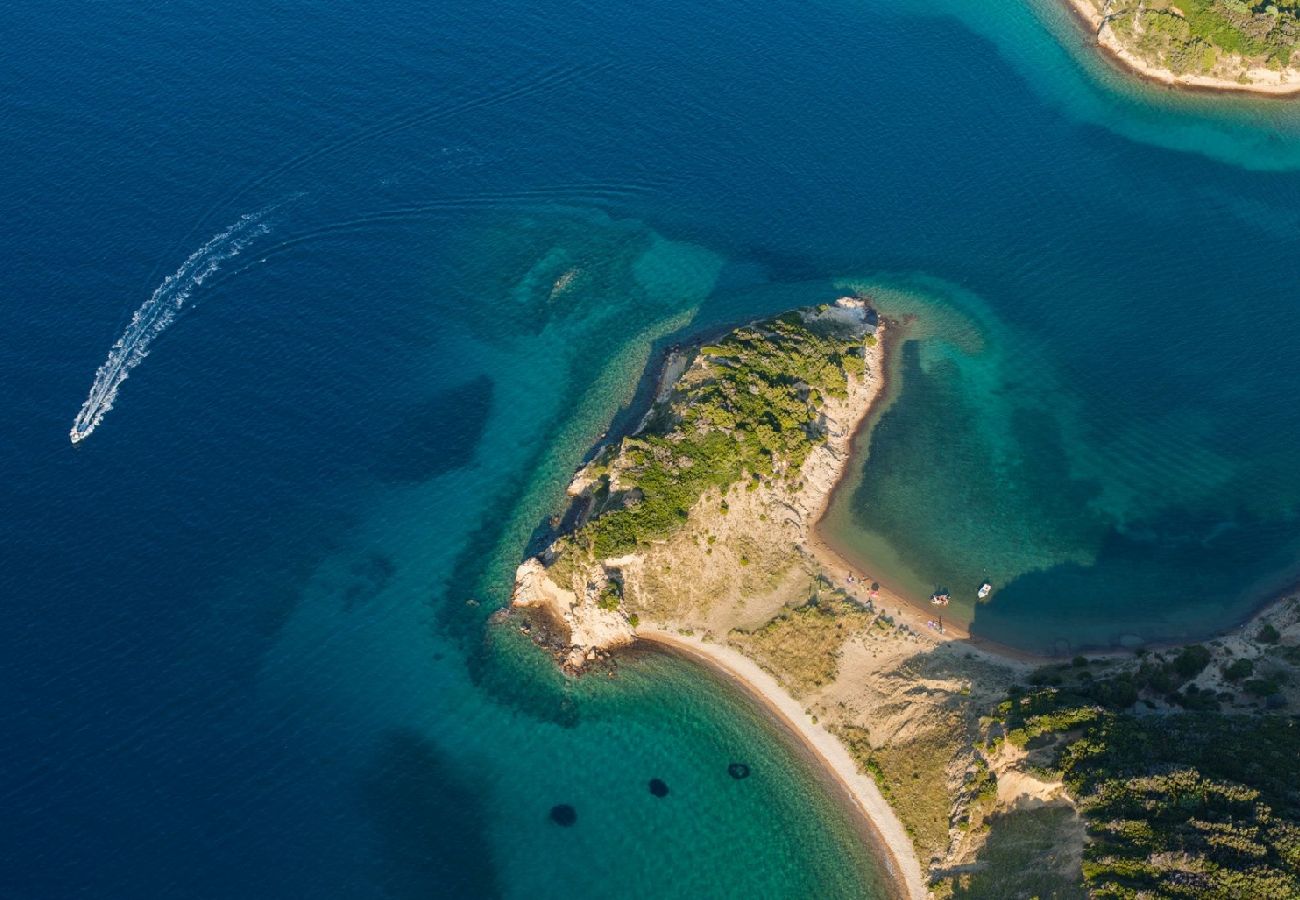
[835,720,966,865]
[1104,1,1300,76]
[596,580,621,611]
[1019,645,1243,712]
[1222,657,1255,682]
[1172,643,1212,678]
[992,662,1300,898]
[728,582,874,695]
[568,310,869,560]
[948,807,1088,900]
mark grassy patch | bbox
[946,807,1087,900]
[835,720,964,864]
[728,589,873,695]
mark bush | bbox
[1223,657,1255,682]
[990,683,1300,899]
[1112,0,1300,76]
[1259,623,1281,644]
[597,582,621,611]
[1173,644,1212,679]
[1244,678,1280,697]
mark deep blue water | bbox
[7,0,1300,894]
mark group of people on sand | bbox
[845,569,946,633]
[845,571,880,602]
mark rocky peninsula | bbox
[507,299,1300,898]
[512,297,884,670]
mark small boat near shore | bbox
[977,581,992,600]
[930,590,950,607]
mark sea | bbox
[6,0,1300,895]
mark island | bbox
[1067,0,1300,95]
[505,299,1300,898]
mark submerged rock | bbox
[727,762,751,780]
[549,804,577,826]
[649,778,669,797]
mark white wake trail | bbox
[69,209,273,444]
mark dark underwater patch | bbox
[343,551,396,609]
[970,504,1300,652]
[376,374,494,483]
[549,804,577,826]
[359,728,499,899]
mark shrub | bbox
[1244,678,1280,697]
[990,682,1300,899]
[597,582,621,611]
[1173,644,1212,679]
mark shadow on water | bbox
[853,336,1300,652]
[375,375,495,483]
[359,728,500,899]
[970,504,1300,654]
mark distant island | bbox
[505,300,1300,898]
[1067,0,1300,95]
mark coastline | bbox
[509,298,1299,893]
[1060,0,1300,97]
[800,319,980,653]
[807,313,1300,662]
[802,317,1043,662]
[636,629,928,900]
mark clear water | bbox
[7,0,1300,894]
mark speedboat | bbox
[977,581,992,600]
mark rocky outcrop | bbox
[511,557,635,671]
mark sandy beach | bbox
[797,321,1036,662]
[511,297,1300,895]
[637,629,928,900]
[1062,0,1300,97]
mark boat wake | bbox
[69,207,274,444]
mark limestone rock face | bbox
[511,558,635,668]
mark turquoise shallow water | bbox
[8,0,1300,893]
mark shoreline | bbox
[511,297,1299,894]
[807,312,1300,663]
[813,502,1300,664]
[799,318,978,651]
[636,629,928,900]
[1060,0,1300,98]
[802,317,1047,663]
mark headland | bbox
[504,299,1300,897]
[1064,0,1300,96]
